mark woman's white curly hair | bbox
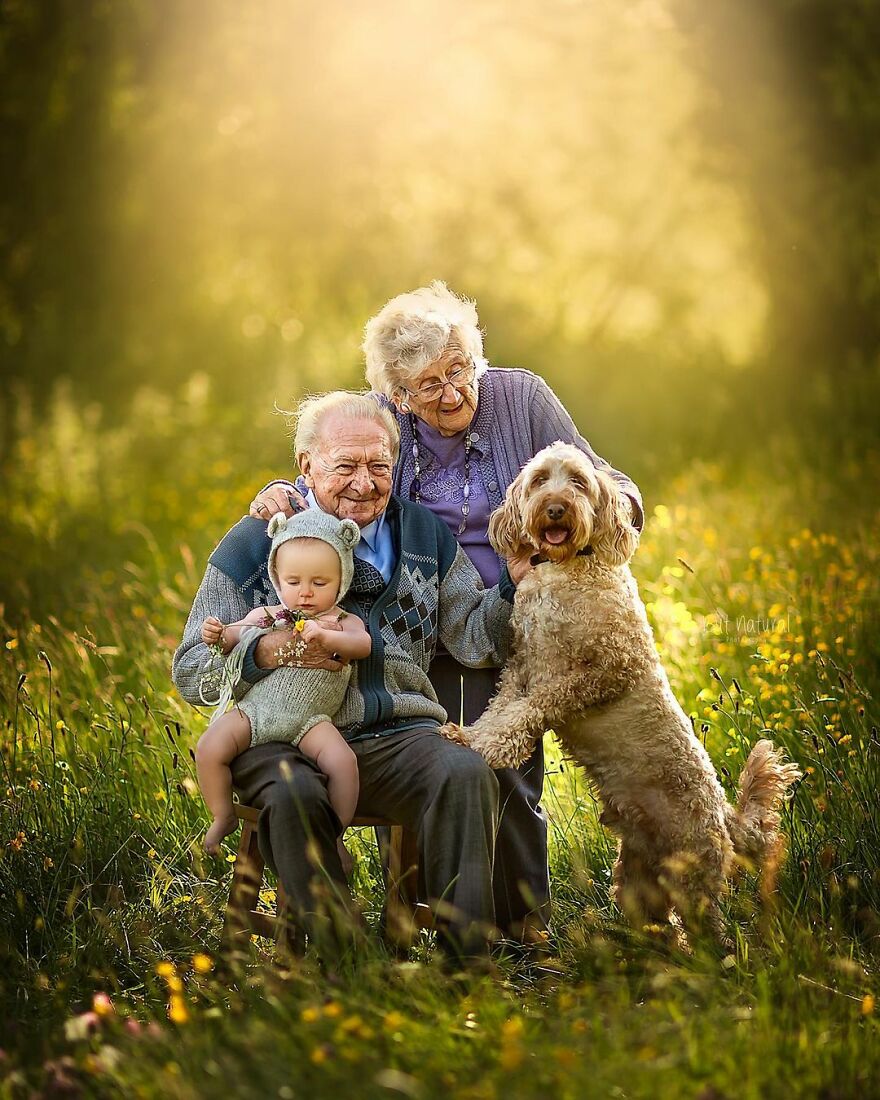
[363,281,488,398]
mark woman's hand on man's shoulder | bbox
[248,481,306,520]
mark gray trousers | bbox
[230,726,499,953]
[429,655,551,935]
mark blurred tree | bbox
[0,0,789,468]
[0,0,123,415]
[673,0,880,372]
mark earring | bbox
[400,401,411,413]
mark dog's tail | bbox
[726,739,801,882]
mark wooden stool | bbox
[220,803,433,957]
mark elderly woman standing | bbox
[252,282,643,944]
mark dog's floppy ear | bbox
[592,470,639,566]
[488,469,527,557]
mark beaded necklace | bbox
[409,413,473,534]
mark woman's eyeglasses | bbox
[404,362,476,403]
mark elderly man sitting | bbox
[173,391,526,958]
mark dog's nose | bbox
[546,503,566,521]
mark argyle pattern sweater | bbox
[172,497,515,738]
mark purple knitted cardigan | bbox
[388,367,643,529]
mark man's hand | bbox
[506,549,535,586]
[249,483,307,520]
[254,627,345,671]
[201,617,225,646]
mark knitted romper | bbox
[230,616,351,747]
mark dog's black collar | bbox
[529,545,593,567]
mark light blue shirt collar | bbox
[357,514,385,551]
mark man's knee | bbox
[278,765,327,810]
[249,755,333,835]
[436,745,499,810]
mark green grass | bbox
[1,387,878,1098]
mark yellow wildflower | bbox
[501,1018,524,1040]
[192,953,213,973]
[168,994,189,1024]
[498,1046,524,1071]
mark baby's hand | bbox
[299,620,325,643]
[201,617,225,646]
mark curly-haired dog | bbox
[441,442,800,944]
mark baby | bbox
[195,510,371,866]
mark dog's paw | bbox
[439,722,468,745]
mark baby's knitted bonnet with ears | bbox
[266,510,361,602]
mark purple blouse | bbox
[390,368,644,588]
[414,419,500,586]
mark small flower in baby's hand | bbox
[273,607,305,628]
[295,619,306,633]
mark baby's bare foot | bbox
[205,814,238,855]
[337,838,354,878]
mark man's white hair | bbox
[293,391,400,464]
[363,281,487,398]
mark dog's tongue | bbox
[543,526,569,545]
